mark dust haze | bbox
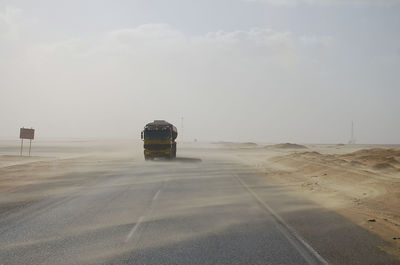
[2,1,400,264]
[1,0,400,143]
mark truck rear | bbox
[141,120,177,160]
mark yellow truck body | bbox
[141,120,177,160]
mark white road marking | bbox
[125,183,166,243]
[235,175,329,265]
[153,189,161,201]
[125,216,144,242]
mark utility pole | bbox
[181,116,184,142]
[348,121,356,144]
[351,121,354,142]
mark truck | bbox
[141,120,178,160]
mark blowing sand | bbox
[0,140,143,193]
[1,140,399,258]
[234,143,400,257]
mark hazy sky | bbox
[1,0,399,143]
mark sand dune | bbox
[236,144,400,258]
[284,147,400,173]
[215,142,258,148]
[265,143,308,149]
[340,148,400,172]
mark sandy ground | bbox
[0,139,399,261]
[0,140,144,218]
[227,142,400,258]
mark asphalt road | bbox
[0,144,398,264]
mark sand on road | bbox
[0,139,399,260]
[230,142,400,258]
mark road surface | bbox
[0,143,398,264]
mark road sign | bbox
[19,128,35,156]
[20,128,35,140]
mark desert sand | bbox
[230,142,400,257]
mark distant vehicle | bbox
[141,120,178,160]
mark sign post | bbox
[29,139,32,156]
[19,128,35,156]
[20,139,23,156]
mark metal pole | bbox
[351,121,354,142]
[181,117,184,142]
[20,139,23,156]
[29,139,32,157]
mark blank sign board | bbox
[20,128,35,140]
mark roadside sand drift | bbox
[265,143,308,149]
[235,144,400,258]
